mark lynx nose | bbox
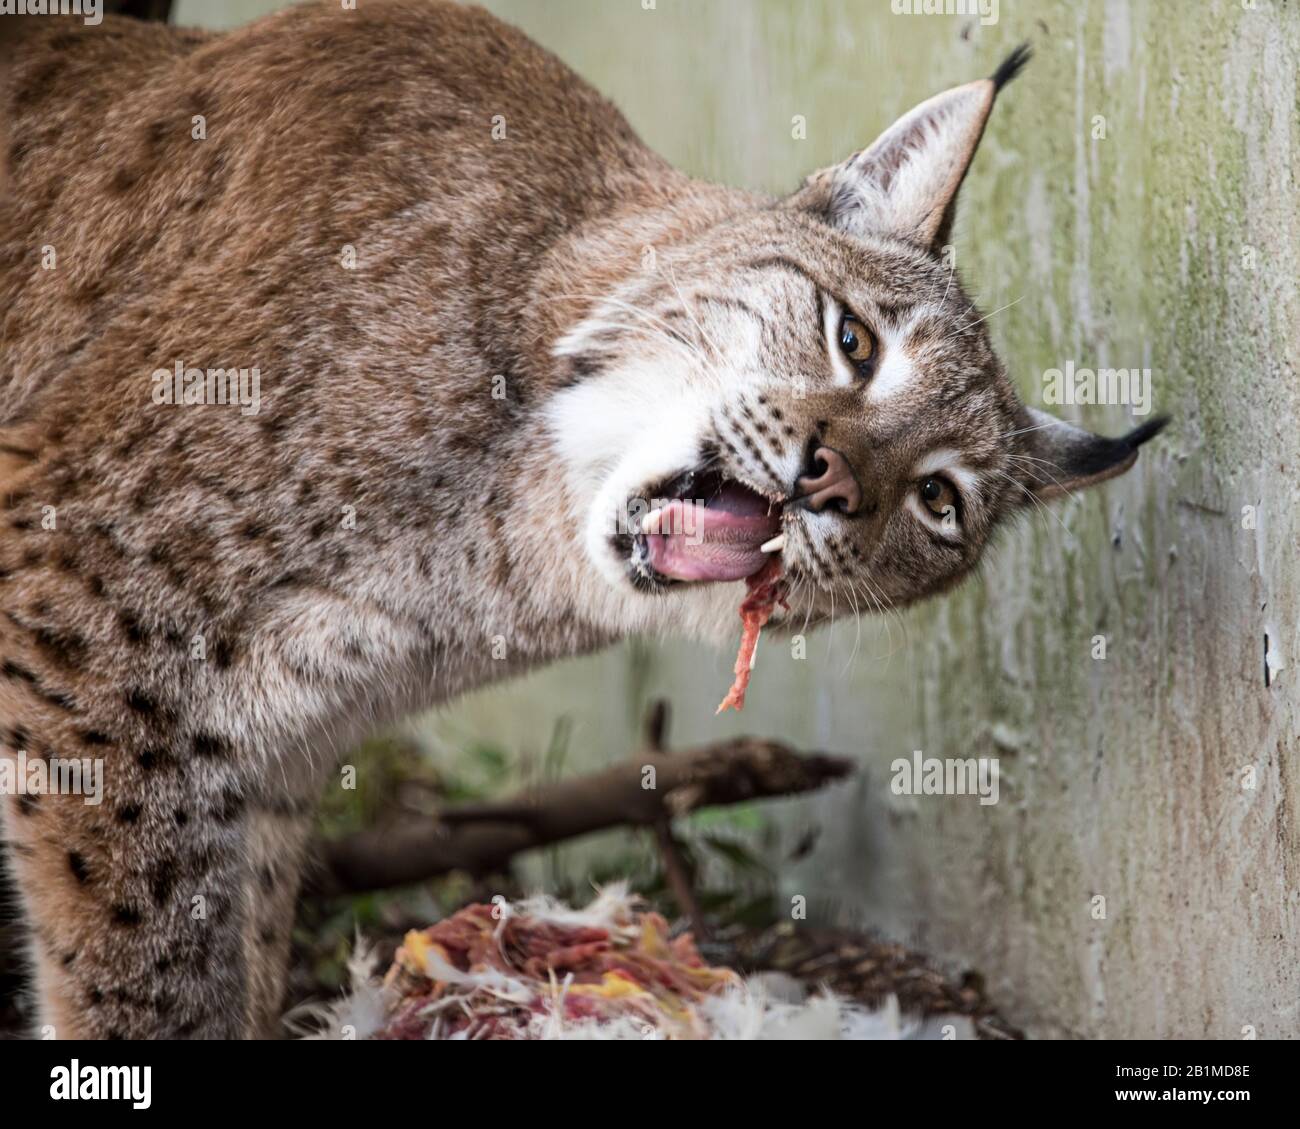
[796,446,864,515]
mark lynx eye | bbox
[921,476,958,518]
[838,312,877,373]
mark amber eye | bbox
[921,477,958,518]
[838,313,877,372]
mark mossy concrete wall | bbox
[187,0,1300,1038]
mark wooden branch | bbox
[653,820,706,938]
[307,722,852,897]
[642,700,709,939]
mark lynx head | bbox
[547,47,1165,642]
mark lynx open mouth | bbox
[624,468,784,588]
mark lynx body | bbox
[0,1,1158,1037]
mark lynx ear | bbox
[1019,409,1168,500]
[788,45,1030,249]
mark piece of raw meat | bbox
[716,556,785,714]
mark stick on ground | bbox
[307,705,852,897]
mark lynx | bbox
[0,1,1162,1038]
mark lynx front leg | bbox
[241,804,315,1039]
[0,432,324,1037]
[1,735,257,1039]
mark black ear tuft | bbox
[1121,415,1170,451]
[992,43,1032,93]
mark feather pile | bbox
[298,885,950,1041]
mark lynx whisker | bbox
[547,291,723,377]
[942,296,1024,344]
[666,262,729,370]
[992,468,1073,535]
[999,420,1064,440]
[858,572,910,663]
[1004,452,1079,502]
[839,571,865,677]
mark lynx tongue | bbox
[643,482,781,583]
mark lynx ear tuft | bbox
[787,44,1030,250]
[991,43,1033,92]
[1020,409,1168,500]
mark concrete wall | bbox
[182,0,1300,1038]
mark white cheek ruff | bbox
[541,348,753,609]
[545,362,707,588]
[539,307,778,642]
